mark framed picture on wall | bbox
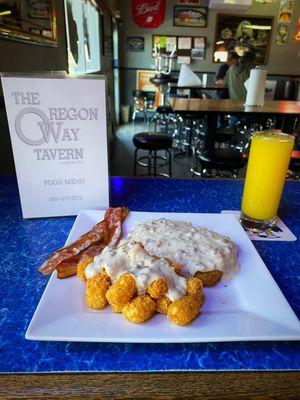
[28,0,51,19]
[152,35,177,55]
[101,14,113,56]
[0,0,57,46]
[213,14,274,64]
[173,6,208,28]
[127,36,144,52]
[191,36,206,60]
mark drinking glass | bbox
[240,131,294,231]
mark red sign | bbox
[132,0,166,28]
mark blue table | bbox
[0,177,299,377]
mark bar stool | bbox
[133,132,172,177]
[191,149,248,179]
[153,105,174,134]
[132,90,148,124]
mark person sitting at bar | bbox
[223,50,257,101]
[215,51,239,88]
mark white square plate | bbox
[26,211,300,343]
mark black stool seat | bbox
[156,105,173,114]
[133,90,147,98]
[133,132,172,151]
[150,75,172,85]
[199,149,247,170]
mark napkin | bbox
[177,64,202,87]
[244,67,267,107]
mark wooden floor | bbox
[1,372,300,399]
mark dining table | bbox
[0,176,299,399]
[168,98,300,152]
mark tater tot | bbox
[106,273,137,313]
[187,277,203,296]
[85,275,111,310]
[195,270,223,287]
[156,296,172,314]
[77,257,94,281]
[167,294,202,326]
[122,294,156,323]
[147,278,168,299]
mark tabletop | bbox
[168,98,300,114]
[170,85,227,91]
[1,176,299,397]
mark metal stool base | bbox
[134,149,172,177]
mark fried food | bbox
[106,273,137,313]
[187,277,203,295]
[156,296,172,314]
[167,294,203,326]
[122,294,156,323]
[147,278,168,299]
[85,275,111,310]
[77,257,94,282]
[195,270,223,287]
[126,218,239,281]
[39,207,129,278]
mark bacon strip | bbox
[56,241,107,279]
[39,207,129,277]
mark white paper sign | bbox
[1,74,109,218]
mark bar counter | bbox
[0,176,299,398]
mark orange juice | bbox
[241,131,294,228]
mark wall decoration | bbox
[278,0,294,24]
[173,6,207,28]
[152,35,206,61]
[132,0,166,28]
[275,24,289,45]
[101,13,112,57]
[153,35,177,56]
[0,0,57,46]
[127,36,144,52]
[294,17,300,41]
[177,56,191,64]
[28,0,51,19]
[136,70,161,108]
[192,36,205,60]
[178,37,192,50]
[136,70,157,92]
[191,48,204,60]
[213,14,273,64]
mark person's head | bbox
[239,50,256,71]
[227,51,239,66]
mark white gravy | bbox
[125,219,239,279]
[85,242,187,302]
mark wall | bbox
[118,0,300,104]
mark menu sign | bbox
[1,75,109,218]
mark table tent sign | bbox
[1,74,109,218]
